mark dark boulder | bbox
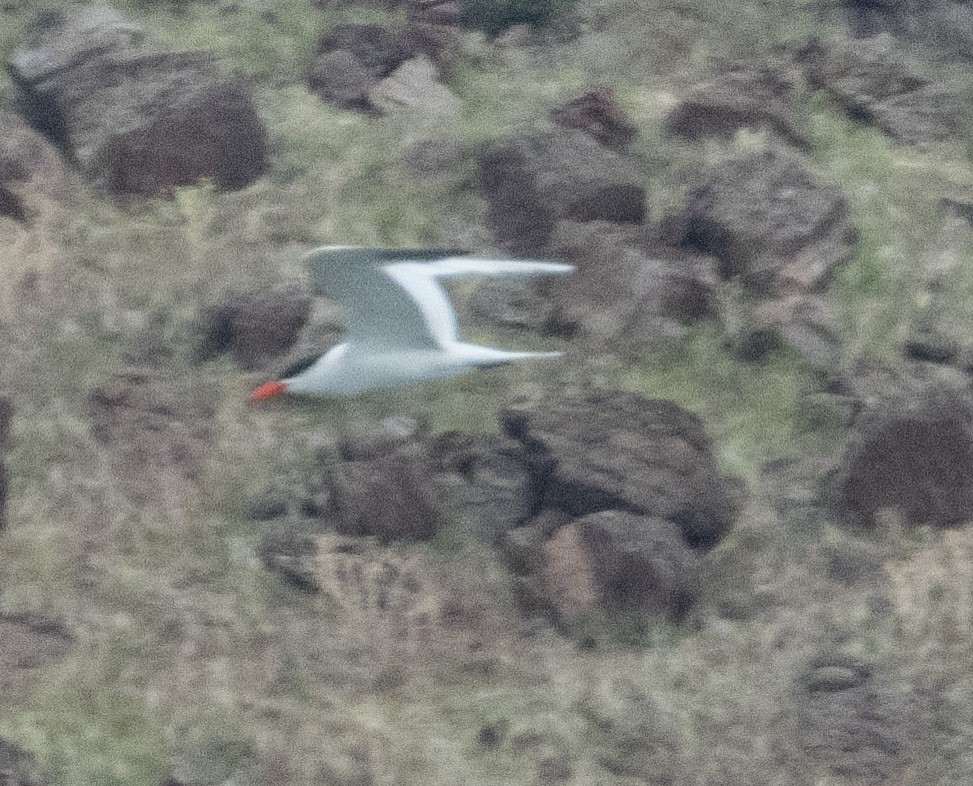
[550,87,637,151]
[309,22,430,113]
[940,197,973,230]
[476,125,646,256]
[8,3,267,195]
[326,445,441,542]
[577,511,700,621]
[831,382,973,528]
[0,738,49,786]
[672,147,857,297]
[797,35,966,146]
[746,294,844,373]
[194,286,310,371]
[404,0,463,65]
[539,521,600,625]
[663,65,810,150]
[308,50,376,113]
[314,23,419,79]
[427,431,538,542]
[545,221,717,347]
[837,0,973,63]
[502,390,741,549]
[0,110,76,222]
[530,511,704,628]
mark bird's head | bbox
[251,380,289,402]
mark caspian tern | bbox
[251,247,573,400]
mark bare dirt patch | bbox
[86,368,215,504]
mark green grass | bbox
[605,325,840,480]
[807,94,973,361]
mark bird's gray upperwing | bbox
[306,247,573,350]
[307,246,468,348]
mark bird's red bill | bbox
[251,380,288,401]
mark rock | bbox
[903,328,960,365]
[0,738,49,786]
[404,0,463,65]
[797,35,965,146]
[252,421,542,547]
[831,382,973,528]
[9,3,267,195]
[727,324,785,363]
[0,110,76,222]
[476,125,647,256]
[427,431,537,541]
[577,511,700,621]
[853,0,973,62]
[806,664,864,692]
[545,221,717,347]
[0,397,10,532]
[308,50,376,113]
[407,0,462,27]
[788,651,916,784]
[914,1,973,62]
[536,754,573,784]
[550,87,637,151]
[327,446,441,542]
[673,147,857,297]
[309,24,455,115]
[0,613,74,704]
[939,197,973,230]
[369,55,460,116]
[752,294,844,374]
[477,720,509,749]
[663,64,810,150]
[501,520,550,575]
[842,0,907,37]
[247,487,291,521]
[313,23,420,80]
[194,286,310,371]
[540,522,600,626]
[502,390,740,549]
[868,84,966,146]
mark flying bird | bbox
[251,246,573,400]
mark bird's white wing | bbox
[422,257,575,279]
[306,247,573,350]
[385,257,574,347]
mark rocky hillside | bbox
[2,0,973,783]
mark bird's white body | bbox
[258,247,572,398]
[285,342,561,396]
